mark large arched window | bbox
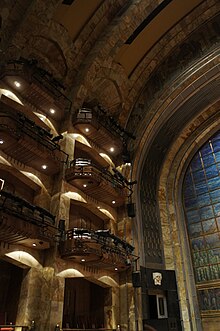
[183,131,220,311]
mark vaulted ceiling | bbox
[1,0,220,156]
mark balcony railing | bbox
[0,103,68,164]
[73,107,135,141]
[59,228,134,270]
[0,190,57,243]
[1,58,71,111]
[65,159,130,205]
[66,158,128,189]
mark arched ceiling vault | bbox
[0,0,219,141]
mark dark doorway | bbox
[63,278,105,329]
[0,259,23,324]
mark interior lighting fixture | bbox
[112,200,116,204]
[97,206,100,209]
[85,128,89,132]
[83,184,87,188]
[81,259,85,262]
[14,81,21,88]
[110,147,115,152]
[114,267,118,271]
[0,179,5,191]
[50,108,55,114]
[0,139,4,144]
[32,243,37,247]
[42,164,47,170]
[0,89,23,105]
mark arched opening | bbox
[62,277,109,329]
[182,131,220,310]
[0,259,24,324]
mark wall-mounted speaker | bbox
[59,219,65,231]
[127,203,136,218]
[132,271,141,287]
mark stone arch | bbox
[132,51,220,330]
[84,63,130,117]
[124,0,220,127]
[132,52,220,269]
[4,250,43,269]
[27,35,68,78]
[158,100,220,331]
[70,0,168,112]
[74,60,130,119]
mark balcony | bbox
[0,190,58,248]
[59,228,134,271]
[0,58,71,121]
[73,107,134,165]
[65,158,129,206]
[0,96,68,174]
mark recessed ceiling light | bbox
[50,108,55,114]
[83,184,87,188]
[81,259,85,262]
[110,147,115,152]
[115,267,118,271]
[32,243,37,247]
[85,128,89,132]
[97,206,100,209]
[42,164,47,170]
[14,81,21,88]
[0,139,4,144]
[112,200,116,204]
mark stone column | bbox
[16,267,44,328]
[60,133,75,163]
[50,189,71,229]
[120,271,136,331]
[104,286,120,329]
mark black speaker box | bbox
[59,219,65,231]
[127,203,136,217]
[132,271,141,287]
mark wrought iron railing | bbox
[73,107,135,141]
[60,227,134,267]
[66,228,134,253]
[66,158,131,192]
[1,58,72,111]
[0,190,55,227]
[0,106,68,164]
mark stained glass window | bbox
[183,133,220,286]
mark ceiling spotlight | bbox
[50,108,55,114]
[14,81,21,88]
[32,243,37,247]
[42,164,47,170]
[0,139,4,144]
[85,128,89,132]
[110,147,115,152]
[97,206,100,209]
[81,259,85,262]
[112,200,116,204]
[83,184,87,188]
[115,267,118,271]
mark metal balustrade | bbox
[59,227,134,268]
[0,190,55,227]
[66,228,134,253]
[73,107,135,141]
[0,106,68,164]
[67,158,129,191]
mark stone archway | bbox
[159,101,220,331]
